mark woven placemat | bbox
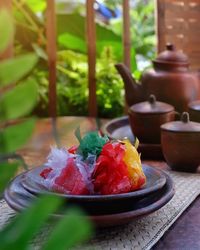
[1,170,200,250]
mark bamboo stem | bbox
[46,0,57,117]
[123,0,131,69]
[86,0,97,117]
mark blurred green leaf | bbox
[97,40,122,59]
[131,47,138,72]
[26,0,46,12]
[0,79,38,120]
[42,207,92,250]
[0,162,18,193]
[0,118,35,153]
[58,33,86,54]
[32,43,48,60]
[57,13,121,44]
[58,33,123,60]
[133,70,142,81]
[0,9,14,54]
[0,195,62,250]
[57,14,85,39]
[0,54,38,87]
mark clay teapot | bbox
[115,43,200,112]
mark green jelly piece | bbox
[78,131,108,159]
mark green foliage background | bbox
[13,0,155,118]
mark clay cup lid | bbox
[188,100,200,111]
[161,112,200,132]
[129,95,174,114]
[154,43,189,65]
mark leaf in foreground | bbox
[0,162,18,193]
[0,79,38,120]
[0,9,14,54]
[0,195,62,250]
[0,54,38,87]
[0,118,35,154]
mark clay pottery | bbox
[128,95,175,144]
[188,100,200,122]
[161,112,200,172]
[115,43,200,112]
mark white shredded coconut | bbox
[42,147,73,189]
[41,147,95,193]
[45,147,72,169]
[75,158,94,194]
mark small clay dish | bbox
[128,95,175,144]
[161,112,200,172]
[188,100,200,122]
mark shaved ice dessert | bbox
[40,131,146,195]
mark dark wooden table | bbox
[18,116,200,250]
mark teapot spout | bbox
[115,63,143,106]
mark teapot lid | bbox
[154,43,189,65]
[129,95,174,114]
[161,112,200,132]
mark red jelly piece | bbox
[40,167,53,179]
[68,145,78,154]
[92,142,132,195]
[53,158,89,195]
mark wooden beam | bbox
[0,0,13,60]
[123,0,131,69]
[86,0,97,117]
[156,0,166,53]
[46,0,57,117]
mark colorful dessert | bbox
[40,131,146,195]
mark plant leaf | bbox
[0,161,18,193]
[0,54,38,87]
[0,79,38,120]
[75,126,82,143]
[57,13,121,59]
[58,33,86,54]
[0,118,35,154]
[42,207,93,250]
[32,43,48,60]
[26,0,46,12]
[0,9,14,54]
[57,13,121,42]
[0,195,62,250]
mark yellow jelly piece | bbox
[122,139,146,187]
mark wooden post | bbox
[86,0,97,117]
[123,0,131,69]
[0,0,13,60]
[156,0,166,53]
[46,0,57,117]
